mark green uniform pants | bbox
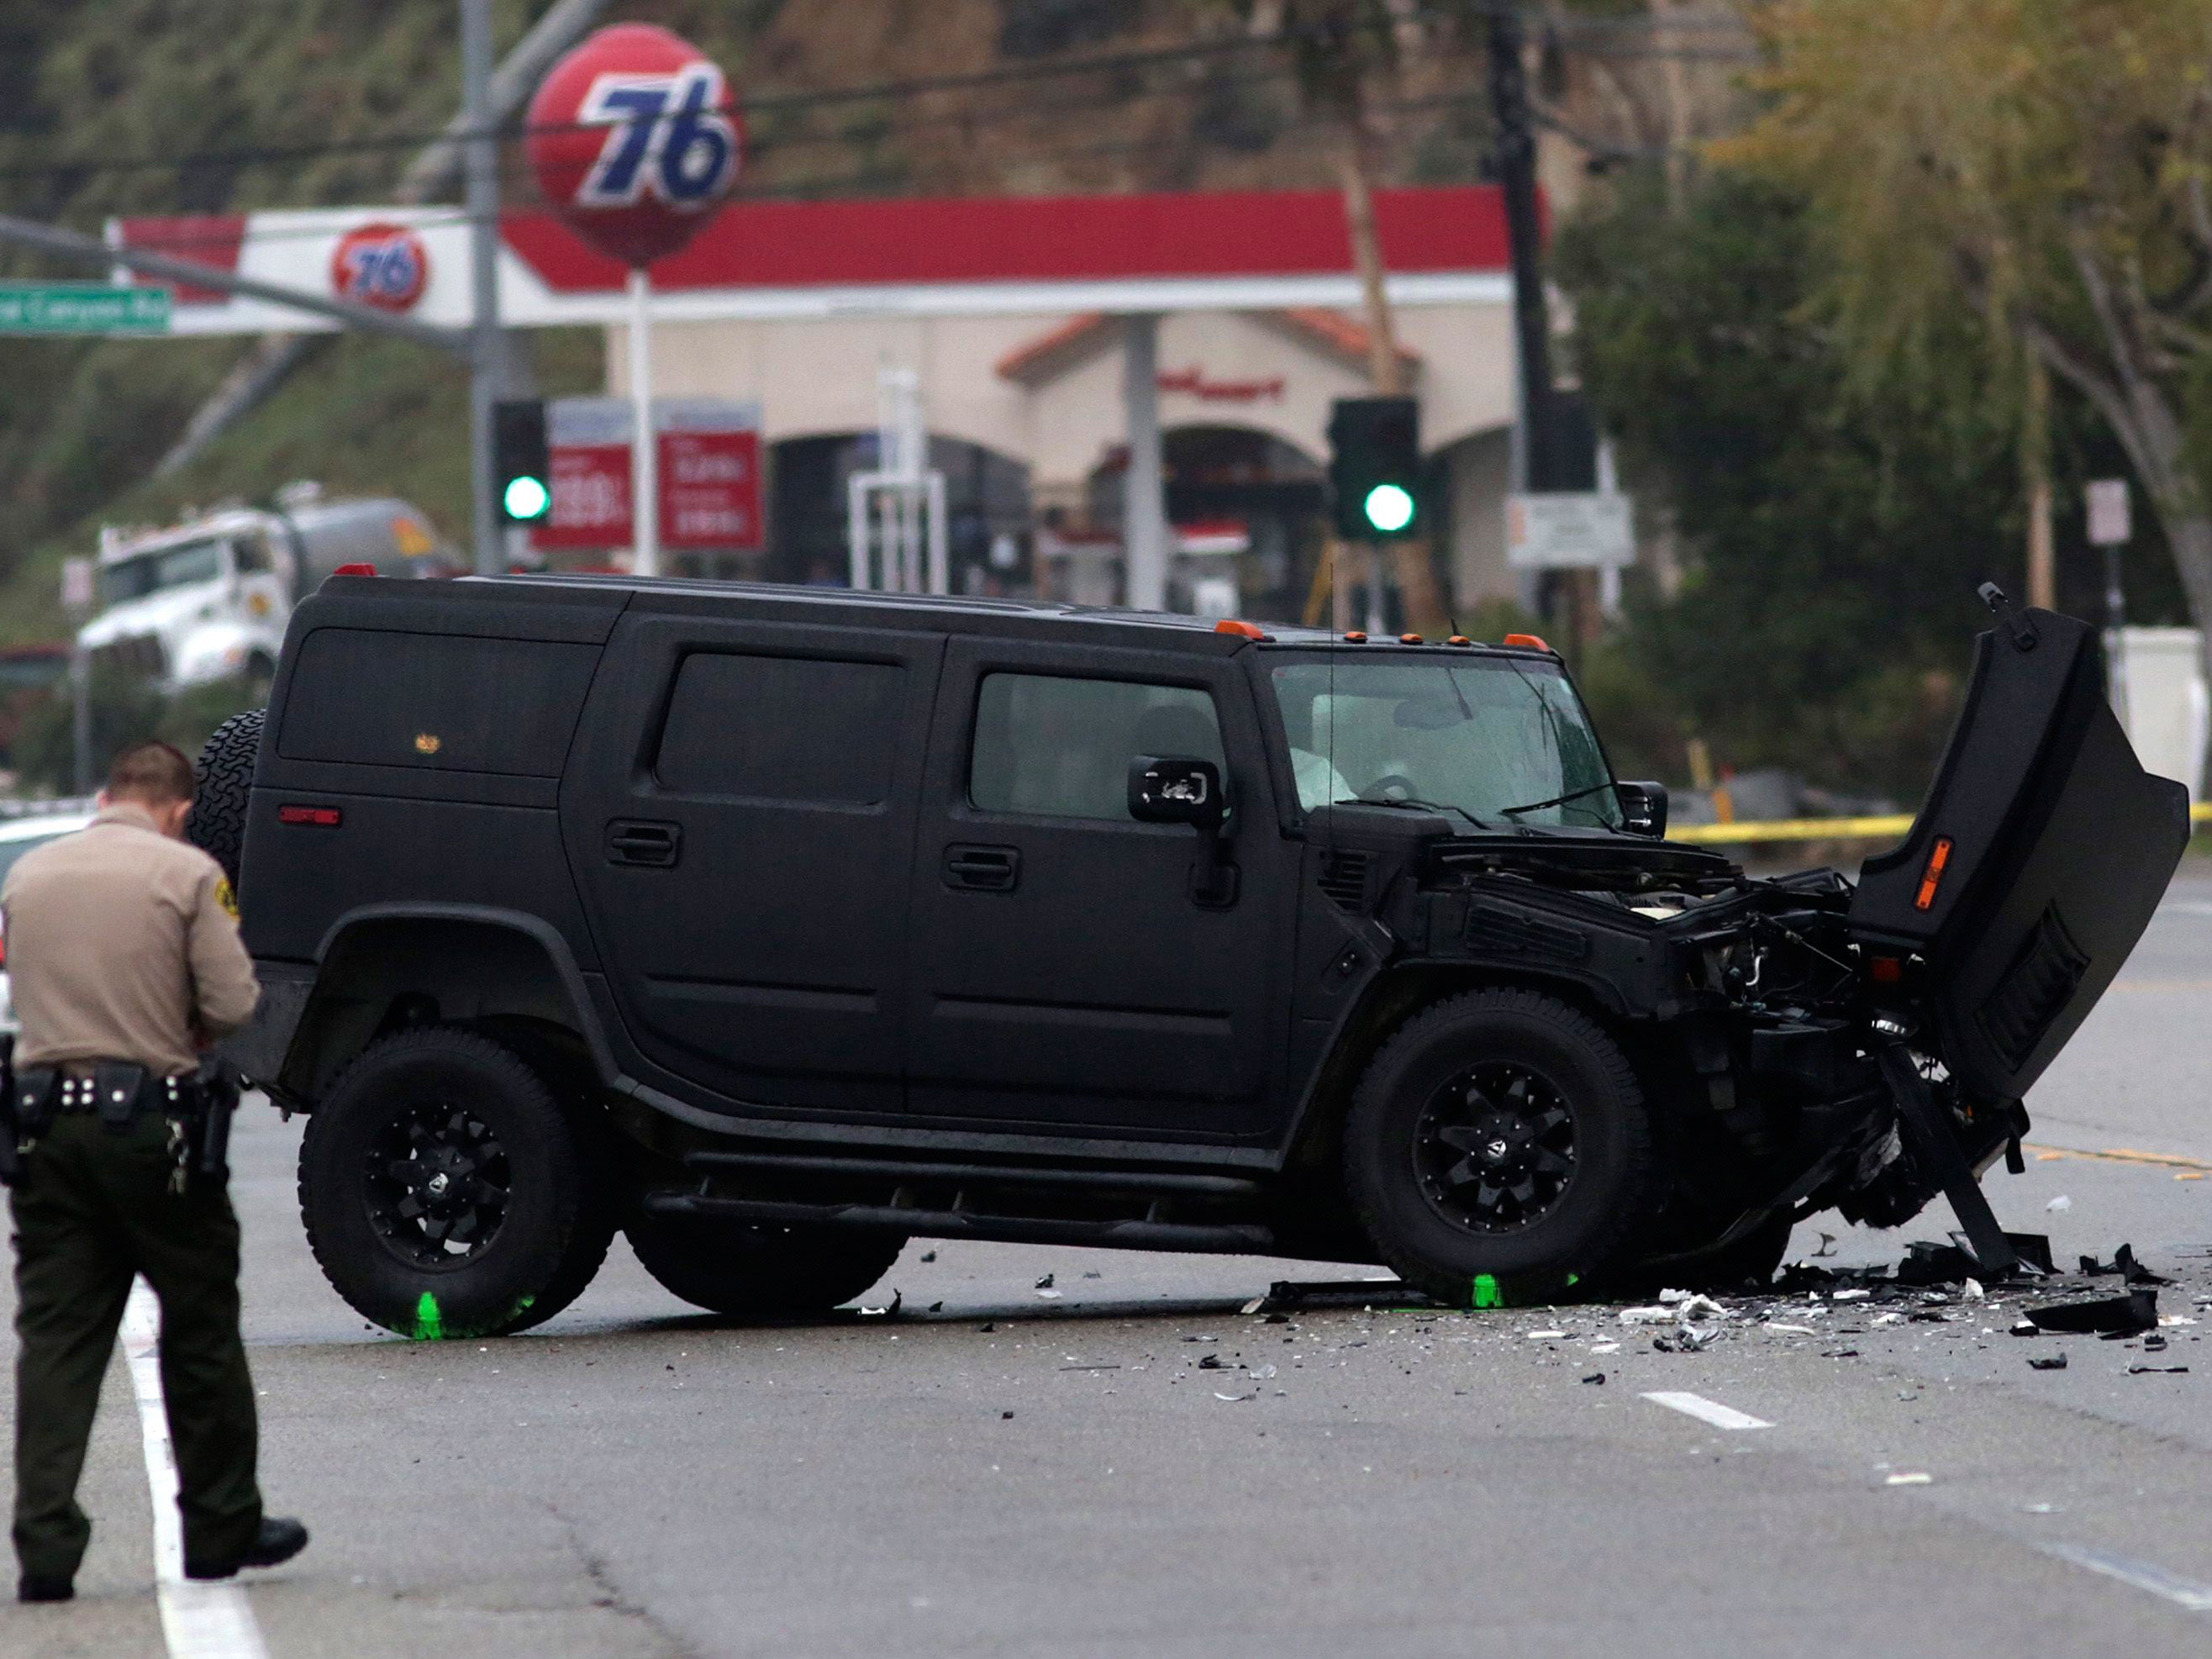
[9,1110,261,1583]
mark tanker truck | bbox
[77,485,455,692]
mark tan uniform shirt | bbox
[1,802,260,1077]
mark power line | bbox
[0,8,1743,195]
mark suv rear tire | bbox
[299,1027,614,1338]
[625,1214,906,1320]
[189,707,264,892]
[1343,988,1657,1307]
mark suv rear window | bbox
[279,629,598,776]
[656,653,905,804]
[969,673,1222,820]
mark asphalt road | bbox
[10,877,2212,1656]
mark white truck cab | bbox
[80,490,450,692]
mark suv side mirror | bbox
[1129,755,1227,834]
[1617,781,1668,839]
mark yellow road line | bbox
[2024,1143,2212,1173]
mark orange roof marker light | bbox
[1399,633,1424,645]
[1502,632,1551,652]
[1213,619,1271,640]
[1343,630,1368,643]
[1446,635,1473,646]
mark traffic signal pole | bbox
[462,0,504,577]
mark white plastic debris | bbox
[1620,1305,1676,1325]
[1621,1295,1728,1328]
[1885,1472,1933,1486]
[2046,1195,2072,1213]
[1763,1322,1818,1335]
[1962,1278,1986,1301]
[1872,1312,1906,1326]
[1526,1329,1567,1340]
[1657,1288,1693,1304]
[1832,1288,1872,1302]
[1588,1341,1620,1355]
[2160,1315,2199,1327]
[1676,1294,1728,1323]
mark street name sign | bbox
[0,282,171,334]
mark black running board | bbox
[642,1191,1277,1255]
[681,1147,1262,1199]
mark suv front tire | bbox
[1343,988,1658,1307]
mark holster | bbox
[188,1058,240,1185]
[3,1054,60,1188]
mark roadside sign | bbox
[60,556,94,613]
[2088,477,2130,546]
[0,282,171,334]
[1507,492,1635,570]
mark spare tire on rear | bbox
[190,706,264,892]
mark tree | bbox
[1557,170,2030,798]
[1720,0,2212,673]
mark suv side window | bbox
[234,533,275,574]
[969,672,1223,820]
[656,652,904,804]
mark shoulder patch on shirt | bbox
[215,876,239,919]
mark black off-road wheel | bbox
[625,1213,906,1320]
[300,1027,614,1339]
[189,707,264,892]
[1343,988,1658,1308]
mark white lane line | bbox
[1639,1390,1773,1431]
[2045,1544,2212,1612]
[121,1279,271,1659]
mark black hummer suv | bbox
[192,575,2186,1337]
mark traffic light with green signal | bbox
[492,399,551,524]
[1327,396,1420,540]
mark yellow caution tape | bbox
[1670,814,1914,845]
[1672,799,2212,845]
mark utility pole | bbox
[461,0,503,577]
[1488,3,1555,496]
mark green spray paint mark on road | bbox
[412,1292,444,1341]
[1470,1274,1503,1309]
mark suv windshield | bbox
[1268,654,1620,829]
[97,537,229,607]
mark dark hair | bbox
[106,740,195,804]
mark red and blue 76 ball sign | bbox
[329,222,430,312]
[527,24,742,269]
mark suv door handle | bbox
[607,819,682,867]
[944,843,1019,892]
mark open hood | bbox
[1849,600,2190,1103]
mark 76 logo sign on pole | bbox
[577,63,740,208]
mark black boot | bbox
[18,1572,74,1603]
[185,1516,309,1581]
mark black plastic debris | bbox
[928,1300,944,1314]
[919,1250,937,1262]
[2076,1243,2171,1284]
[2009,1319,2039,1337]
[2006,1233,2057,1276]
[2028,1354,2068,1371]
[1197,1354,1223,1369]
[1035,1273,1055,1290]
[2025,1288,2157,1335]
[2144,1332,2168,1351]
[1582,1372,1605,1385]
[1896,1241,1978,1286]
[1250,1278,1423,1314]
[2128,1365,2189,1375]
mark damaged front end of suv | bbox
[1285,592,2188,1300]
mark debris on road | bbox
[859,1291,903,1318]
[2028,1354,2068,1371]
[1885,1472,1934,1486]
[1035,1273,1055,1290]
[2127,1365,2189,1375]
[1246,1278,1419,1314]
[1582,1372,1605,1385]
[2024,1289,2158,1335]
[2077,1244,2172,1286]
[919,1250,937,1262]
[2047,1195,2072,1212]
